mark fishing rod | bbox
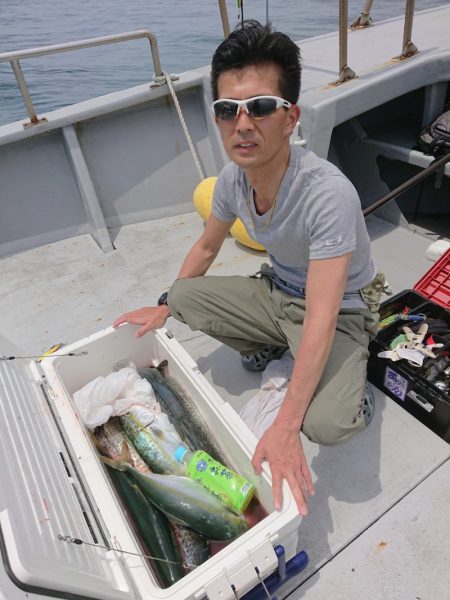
[1,352,88,360]
[237,0,244,27]
[363,152,450,218]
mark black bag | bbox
[416,104,450,156]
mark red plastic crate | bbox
[414,248,450,309]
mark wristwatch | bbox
[157,291,169,306]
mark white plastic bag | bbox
[239,354,294,439]
[73,364,157,429]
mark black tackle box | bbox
[367,249,450,443]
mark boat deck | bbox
[1,211,449,599]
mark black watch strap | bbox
[157,291,169,306]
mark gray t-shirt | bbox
[212,145,376,306]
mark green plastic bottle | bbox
[174,445,255,513]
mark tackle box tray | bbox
[0,324,305,600]
[367,255,450,442]
[414,247,450,309]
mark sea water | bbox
[0,0,447,125]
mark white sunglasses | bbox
[211,95,292,121]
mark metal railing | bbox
[0,30,163,127]
[334,0,419,85]
[217,0,420,85]
[0,2,422,126]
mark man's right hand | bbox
[113,305,171,337]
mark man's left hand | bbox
[251,421,314,515]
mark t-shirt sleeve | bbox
[308,175,359,259]
[211,164,238,223]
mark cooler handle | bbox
[241,546,309,600]
[407,390,434,413]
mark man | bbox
[114,20,378,516]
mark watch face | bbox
[158,292,169,306]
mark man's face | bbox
[215,63,300,172]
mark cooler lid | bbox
[414,248,450,309]
[0,358,138,600]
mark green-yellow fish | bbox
[101,455,248,541]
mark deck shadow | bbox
[194,341,262,396]
[283,392,384,597]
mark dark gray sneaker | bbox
[241,345,288,372]
[363,383,375,426]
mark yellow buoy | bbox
[193,177,265,252]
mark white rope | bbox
[163,71,205,181]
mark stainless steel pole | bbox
[335,0,356,84]
[218,0,231,38]
[350,0,374,28]
[0,30,164,126]
[10,60,46,125]
[400,0,418,58]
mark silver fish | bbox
[95,417,150,472]
[171,524,209,573]
[139,362,228,464]
[120,405,185,475]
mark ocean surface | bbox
[0,0,447,125]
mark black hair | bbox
[211,20,301,103]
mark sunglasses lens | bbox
[247,97,278,118]
[213,97,284,120]
[214,101,238,120]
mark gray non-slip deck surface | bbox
[1,211,449,597]
[295,460,450,600]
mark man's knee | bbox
[302,402,365,445]
[168,277,215,330]
[167,278,190,314]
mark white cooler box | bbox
[0,325,306,600]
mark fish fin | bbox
[90,431,102,449]
[119,441,133,464]
[157,359,169,376]
[99,454,127,472]
[151,426,166,440]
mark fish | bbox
[94,417,150,472]
[109,469,185,587]
[119,405,185,475]
[138,362,227,464]
[100,455,248,541]
[95,421,209,574]
[170,524,209,574]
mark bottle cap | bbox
[174,445,188,463]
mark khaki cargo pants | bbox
[168,274,379,445]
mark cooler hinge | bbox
[34,362,111,547]
[203,539,278,600]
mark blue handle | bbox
[401,314,426,321]
[241,547,309,600]
[275,545,285,580]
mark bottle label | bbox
[186,450,255,512]
[240,482,251,495]
[195,459,208,472]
